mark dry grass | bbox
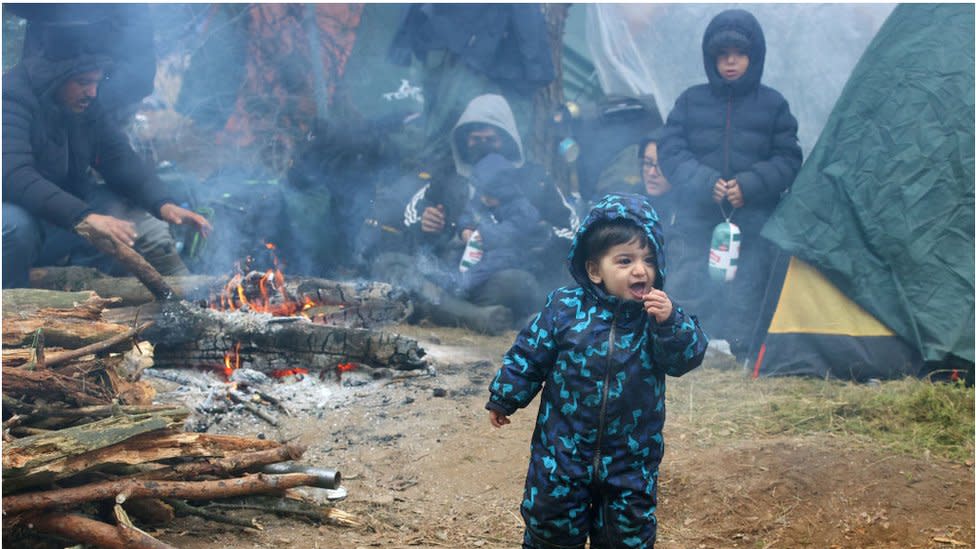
[667,364,975,462]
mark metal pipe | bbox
[259,463,341,489]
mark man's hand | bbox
[81,213,137,246]
[725,179,744,208]
[643,288,673,323]
[489,409,510,428]
[421,204,446,233]
[712,179,728,204]
[159,203,212,238]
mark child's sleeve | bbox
[734,98,803,206]
[658,91,724,208]
[650,304,709,377]
[486,291,559,416]
[476,198,541,251]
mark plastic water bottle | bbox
[459,231,484,273]
[708,221,741,281]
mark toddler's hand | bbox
[643,288,673,323]
[712,179,728,204]
[489,409,510,428]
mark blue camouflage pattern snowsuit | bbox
[486,193,709,548]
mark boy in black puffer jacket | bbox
[659,8,802,361]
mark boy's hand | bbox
[712,179,728,203]
[489,409,511,428]
[725,179,744,208]
[643,288,673,323]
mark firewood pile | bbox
[1,288,359,548]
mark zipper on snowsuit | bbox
[592,314,617,479]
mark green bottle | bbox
[708,221,741,282]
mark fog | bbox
[587,3,895,155]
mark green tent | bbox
[760,3,975,375]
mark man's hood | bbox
[450,93,524,178]
[568,193,666,305]
[702,9,766,96]
[20,52,112,103]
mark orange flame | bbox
[270,367,309,379]
[208,243,319,317]
[337,362,357,374]
[223,342,241,378]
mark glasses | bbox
[641,159,660,171]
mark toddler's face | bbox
[715,46,749,82]
[586,238,657,302]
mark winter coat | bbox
[486,193,708,547]
[2,54,171,230]
[404,94,578,251]
[658,9,802,240]
[388,4,554,94]
[455,154,548,292]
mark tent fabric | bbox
[757,257,922,380]
[761,3,975,365]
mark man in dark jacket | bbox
[2,52,211,288]
[379,94,578,333]
[659,8,802,360]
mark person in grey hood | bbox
[373,94,578,334]
[2,51,211,287]
[658,9,802,361]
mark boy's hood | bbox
[702,9,766,96]
[450,94,524,178]
[568,193,666,305]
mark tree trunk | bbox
[530,4,570,188]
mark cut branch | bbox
[44,321,155,367]
[4,472,337,514]
[74,220,176,301]
[29,512,177,549]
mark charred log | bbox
[145,304,426,374]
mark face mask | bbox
[466,143,499,165]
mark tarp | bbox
[762,3,976,364]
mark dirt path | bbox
[156,326,974,549]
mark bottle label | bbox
[459,231,484,273]
[708,222,741,282]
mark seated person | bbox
[456,153,547,318]
[372,94,577,334]
[2,52,211,288]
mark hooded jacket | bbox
[486,193,708,546]
[2,53,171,229]
[404,94,577,249]
[658,9,802,238]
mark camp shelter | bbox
[757,3,975,380]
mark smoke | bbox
[586,3,895,156]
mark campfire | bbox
[209,243,316,317]
[2,230,428,547]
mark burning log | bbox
[3,472,341,514]
[32,266,414,327]
[146,305,426,375]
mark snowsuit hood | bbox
[450,93,524,178]
[568,193,667,305]
[702,9,766,96]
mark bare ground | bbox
[151,325,975,549]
